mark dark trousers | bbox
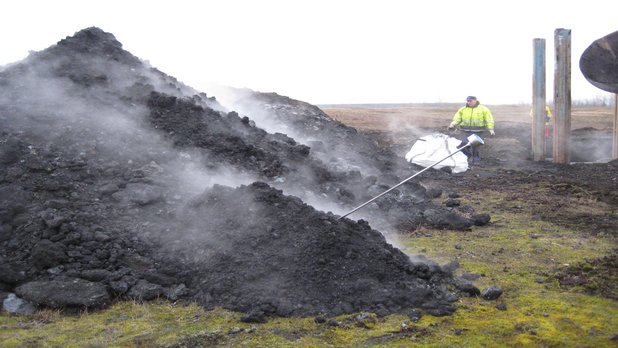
[457,130,484,162]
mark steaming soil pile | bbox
[0,28,477,316]
[158,182,457,318]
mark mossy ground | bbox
[399,187,617,347]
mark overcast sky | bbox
[2,0,616,105]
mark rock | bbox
[482,286,503,300]
[408,308,423,321]
[445,199,461,207]
[0,259,26,283]
[109,279,131,296]
[30,240,68,269]
[327,319,341,327]
[453,278,481,297]
[39,209,67,228]
[80,269,112,282]
[0,224,11,242]
[0,139,23,164]
[3,293,37,315]
[166,284,188,301]
[126,279,166,301]
[426,187,442,198]
[314,316,327,324]
[98,183,120,195]
[495,303,507,311]
[93,231,111,242]
[15,278,110,309]
[471,213,491,226]
[423,208,473,230]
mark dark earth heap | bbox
[0,27,486,318]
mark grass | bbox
[1,188,616,347]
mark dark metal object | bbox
[579,30,618,93]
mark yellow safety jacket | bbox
[529,105,552,125]
[543,106,552,125]
[450,104,494,132]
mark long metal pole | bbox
[339,142,473,220]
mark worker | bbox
[529,105,552,137]
[448,96,495,164]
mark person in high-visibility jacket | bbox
[448,96,495,163]
[529,105,552,137]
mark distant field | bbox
[321,104,615,132]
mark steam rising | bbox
[0,45,256,207]
[0,28,479,317]
[201,86,430,226]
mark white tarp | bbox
[404,133,469,173]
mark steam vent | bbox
[0,27,484,318]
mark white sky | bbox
[1,0,616,105]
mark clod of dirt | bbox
[481,286,503,300]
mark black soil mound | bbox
[0,27,480,317]
[158,182,457,317]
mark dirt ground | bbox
[322,104,615,131]
[324,103,617,203]
[324,104,618,298]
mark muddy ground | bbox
[324,104,618,298]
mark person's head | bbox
[466,96,479,107]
